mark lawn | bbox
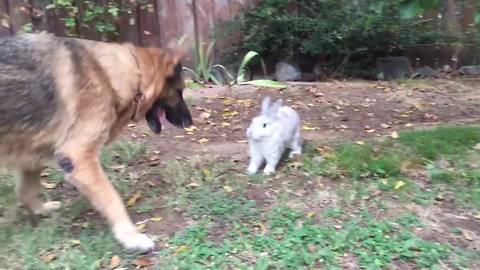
[1,125,480,269]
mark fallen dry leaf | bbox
[301,125,319,131]
[255,222,268,234]
[70,239,81,246]
[111,165,126,173]
[149,155,160,162]
[150,217,162,222]
[462,230,476,241]
[127,191,142,207]
[197,138,209,144]
[390,131,399,139]
[199,112,211,119]
[40,180,58,189]
[109,255,122,269]
[184,126,198,133]
[186,182,200,188]
[223,186,233,193]
[176,245,189,254]
[423,112,438,121]
[355,141,365,145]
[40,252,57,263]
[133,256,154,267]
[474,143,480,150]
[394,180,405,190]
[201,168,214,181]
[137,223,146,232]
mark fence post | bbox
[137,0,160,47]
[8,0,31,33]
[0,0,12,35]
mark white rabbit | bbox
[246,96,302,175]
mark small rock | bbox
[376,56,413,80]
[412,66,441,78]
[274,62,301,81]
[459,65,480,76]
[462,230,477,241]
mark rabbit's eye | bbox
[263,123,267,128]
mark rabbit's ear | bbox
[261,96,271,115]
[269,99,283,115]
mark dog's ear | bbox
[166,35,190,64]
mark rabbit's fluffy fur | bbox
[246,96,302,175]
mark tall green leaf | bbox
[399,0,424,19]
[237,51,259,83]
[239,80,288,89]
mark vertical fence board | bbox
[31,0,51,32]
[405,47,419,68]
[0,0,476,68]
[196,0,214,43]
[158,0,194,45]
[460,0,476,29]
[9,0,31,32]
[0,0,11,35]
[137,0,160,47]
[418,45,436,68]
[438,44,454,67]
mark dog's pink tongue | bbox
[157,108,166,122]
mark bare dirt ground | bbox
[105,77,480,268]
[5,78,478,268]
[123,78,480,162]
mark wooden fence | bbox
[0,0,254,64]
[0,0,479,69]
[404,0,479,68]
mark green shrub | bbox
[217,0,444,77]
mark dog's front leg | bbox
[56,150,154,252]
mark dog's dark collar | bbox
[130,50,145,121]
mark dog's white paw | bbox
[34,201,62,215]
[117,232,155,252]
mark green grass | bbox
[0,218,122,269]
[399,126,480,161]
[157,206,474,270]
[317,126,480,209]
[1,126,480,269]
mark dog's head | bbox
[135,47,193,134]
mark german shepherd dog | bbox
[0,33,193,252]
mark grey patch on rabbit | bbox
[246,96,303,175]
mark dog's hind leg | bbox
[16,168,62,217]
[56,146,155,252]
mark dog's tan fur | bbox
[0,33,189,251]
